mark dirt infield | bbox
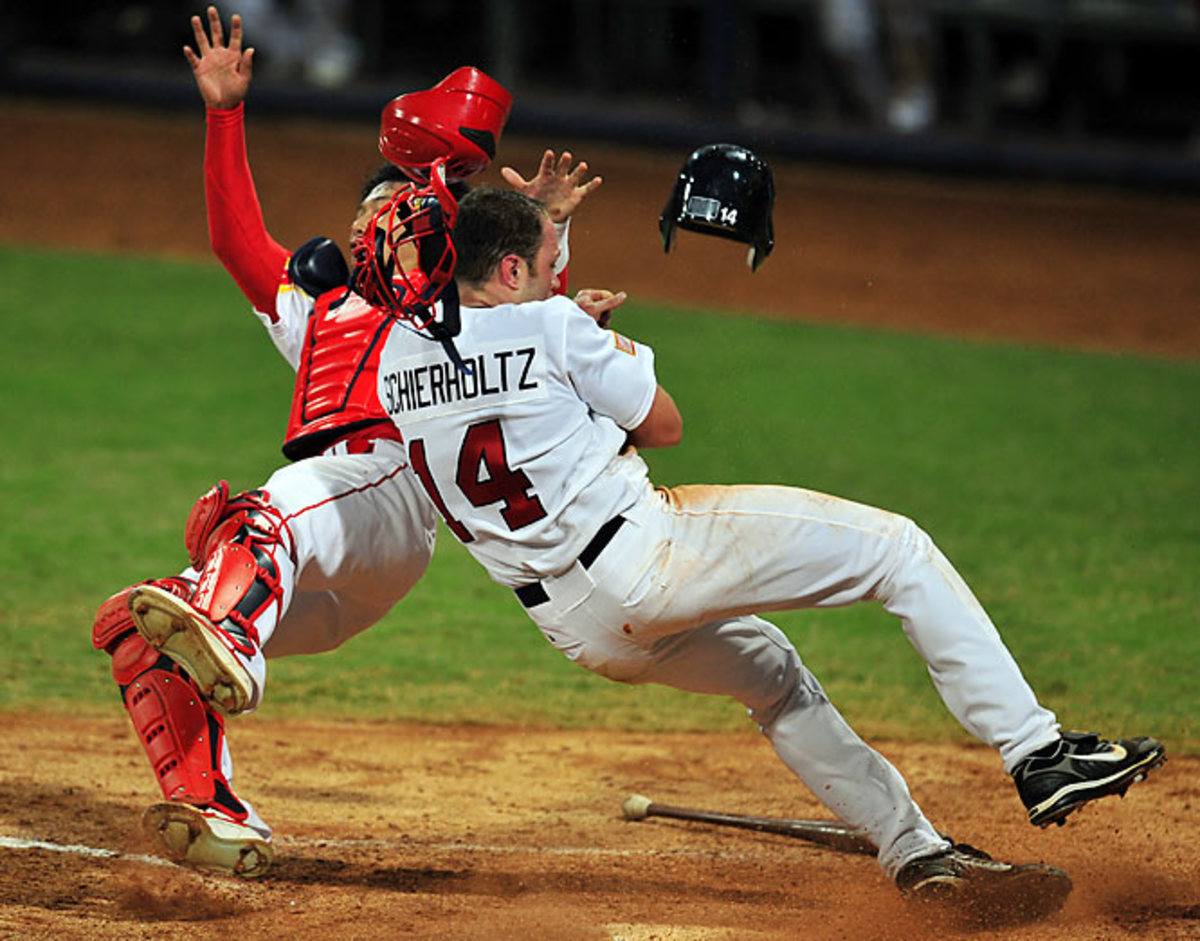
[3,716,1198,940]
[1,99,1198,938]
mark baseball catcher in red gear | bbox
[95,4,602,879]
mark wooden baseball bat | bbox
[621,793,877,856]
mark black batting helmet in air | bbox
[659,143,775,272]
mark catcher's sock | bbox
[1012,731,1166,827]
[207,779,272,839]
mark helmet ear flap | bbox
[750,212,774,271]
[659,215,679,255]
[659,175,685,254]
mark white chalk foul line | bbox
[0,835,173,867]
[2,832,761,869]
[278,836,746,860]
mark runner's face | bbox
[515,218,560,302]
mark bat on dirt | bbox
[621,793,877,856]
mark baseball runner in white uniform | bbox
[92,5,600,879]
[373,184,1164,909]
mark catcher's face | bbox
[349,184,420,290]
[351,181,407,243]
[350,185,451,324]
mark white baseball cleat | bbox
[128,584,255,716]
[143,802,274,878]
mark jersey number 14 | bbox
[408,419,547,543]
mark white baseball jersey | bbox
[377,295,657,587]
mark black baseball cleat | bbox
[897,843,1072,926]
[1012,731,1166,827]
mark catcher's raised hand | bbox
[500,150,603,223]
[183,5,254,110]
[574,288,627,328]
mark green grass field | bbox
[2,246,1196,753]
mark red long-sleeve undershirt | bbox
[205,104,289,321]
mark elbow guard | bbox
[288,236,351,297]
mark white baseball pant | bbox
[521,452,1061,879]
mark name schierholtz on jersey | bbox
[380,337,547,418]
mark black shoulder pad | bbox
[288,236,350,297]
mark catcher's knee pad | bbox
[185,480,293,569]
[93,578,246,811]
[185,481,295,653]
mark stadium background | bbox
[1,3,1198,938]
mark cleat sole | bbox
[144,802,273,878]
[129,584,254,716]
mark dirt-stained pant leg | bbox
[617,479,1060,770]
[529,570,947,877]
[642,615,949,878]
[525,469,1063,877]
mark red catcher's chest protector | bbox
[282,288,400,460]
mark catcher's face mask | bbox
[659,143,776,272]
[351,159,460,331]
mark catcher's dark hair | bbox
[359,163,471,203]
[359,163,408,202]
[452,187,548,286]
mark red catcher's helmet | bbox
[379,66,513,184]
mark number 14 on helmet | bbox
[659,143,776,272]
